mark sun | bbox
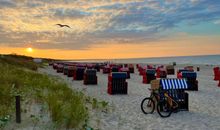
[26,47,33,53]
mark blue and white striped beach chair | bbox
[160,78,189,110]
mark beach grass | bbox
[0,55,88,129]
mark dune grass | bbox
[0,54,39,71]
[0,55,88,129]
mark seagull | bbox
[56,24,71,28]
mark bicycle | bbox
[141,88,179,118]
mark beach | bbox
[39,64,220,130]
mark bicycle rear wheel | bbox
[157,100,172,118]
[141,97,155,114]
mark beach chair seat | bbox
[160,78,189,111]
[107,72,128,95]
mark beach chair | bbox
[63,65,68,75]
[57,64,64,73]
[128,64,134,73]
[67,66,75,77]
[139,67,145,75]
[107,72,128,95]
[49,62,54,66]
[73,67,85,80]
[136,64,139,69]
[177,69,189,78]
[181,72,198,91]
[103,66,110,74]
[156,68,167,78]
[214,67,220,87]
[160,79,189,111]
[83,69,97,85]
[94,64,100,72]
[53,63,58,70]
[143,69,156,84]
[111,66,119,72]
[124,64,128,68]
[213,67,220,81]
[139,66,147,76]
[147,65,155,69]
[166,65,175,75]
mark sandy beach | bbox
[39,64,220,130]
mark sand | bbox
[39,64,220,130]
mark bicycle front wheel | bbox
[157,100,172,118]
[141,97,155,114]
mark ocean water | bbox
[71,55,220,65]
[114,55,220,65]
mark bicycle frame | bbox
[149,89,178,110]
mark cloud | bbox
[0,0,220,50]
[0,0,16,8]
[52,8,91,19]
[214,20,220,25]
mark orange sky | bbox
[1,35,220,60]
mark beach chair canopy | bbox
[160,79,188,90]
[178,69,189,73]
[146,69,156,74]
[76,67,85,72]
[85,69,96,75]
[181,72,197,78]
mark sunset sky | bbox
[0,0,220,59]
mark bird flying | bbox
[56,24,71,28]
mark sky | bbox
[0,0,220,59]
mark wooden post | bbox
[15,96,21,123]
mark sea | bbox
[70,55,220,65]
